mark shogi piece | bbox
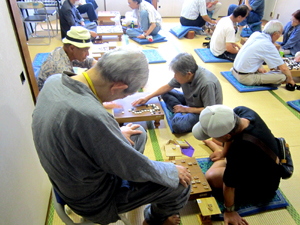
[113,92,165,128]
[196,197,221,225]
[165,157,212,200]
[185,31,195,39]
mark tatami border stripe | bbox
[279,188,300,224]
[146,121,164,161]
[47,202,54,225]
[269,90,300,119]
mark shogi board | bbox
[113,92,165,128]
[96,25,123,41]
[166,157,212,200]
[97,11,120,25]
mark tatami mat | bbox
[29,18,300,225]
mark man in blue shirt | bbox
[228,0,264,41]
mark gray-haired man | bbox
[32,46,191,225]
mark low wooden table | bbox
[97,11,120,25]
[90,42,117,60]
[113,92,165,128]
[96,25,123,41]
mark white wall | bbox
[0,1,51,225]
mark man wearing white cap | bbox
[192,105,281,225]
[37,26,97,91]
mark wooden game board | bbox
[96,25,123,41]
[113,92,165,128]
[97,11,120,25]
[166,157,212,200]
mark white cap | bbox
[62,26,92,48]
[192,105,236,140]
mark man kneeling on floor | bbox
[210,5,249,61]
[132,53,223,133]
[32,46,191,225]
[231,20,296,90]
[192,104,282,225]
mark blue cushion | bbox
[130,34,167,45]
[142,49,166,64]
[32,52,50,67]
[241,21,262,37]
[170,25,204,39]
[197,158,289,221]
[287,99,300,112]
[221,71,278,92]
[194,48,231,63]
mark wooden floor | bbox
[28,18,300,225]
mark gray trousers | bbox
[231,67,286,85]
[116,125,191,225]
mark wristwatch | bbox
[224,204,235,212]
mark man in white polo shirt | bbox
[210,5,249,61]
[232,20,296,90]
[180,0,217,28]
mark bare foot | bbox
[142,215,180,225]
[203,140,223,152]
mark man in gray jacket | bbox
[32,46,191,225]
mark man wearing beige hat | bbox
[37,26,97,91]
[192,105,281,225]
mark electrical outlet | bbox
[20,71,25,85]
[270,12,273,17]
[277,14,280,19]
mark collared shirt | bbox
[243,0,264,18]
[133,0,162,26]
[181,0,207,20]
[210,16,235,56]
[168,66,223,108]
[281,21,300,55]
[37,47,94,90]
[233,32,284,73]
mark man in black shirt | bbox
[192,105,281,225]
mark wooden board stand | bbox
[196,197,221,225]
[96,25,123,41]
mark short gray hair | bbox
[263,20,283,36]
[96,46,149,94]
[169,53,198,76]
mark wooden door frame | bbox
[6,0,39,104]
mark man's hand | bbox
[176,165,192,188]
[132,97,149,106]
[209,150,225,162]
[90,31,98,38]
[210,20,217,25]
[257,67,267,73]
[137,34,146,39]
[224,211,249,225]
[120,123,142,146]
[207,2,213,8]
[81,21,85,26]
[232,43,240,50]
[173,105,188,113]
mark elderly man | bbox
[210,5,249,61]
[32,46,191,225]
[60,0,98,39]
[126,0,162,40]
[231,20,296,90]
[192,104,282,225]
[37,26,97,91]
[228,0,265,41]
[180,0,217,28]
[132,53,223,133]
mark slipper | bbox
[286,83,296,91]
